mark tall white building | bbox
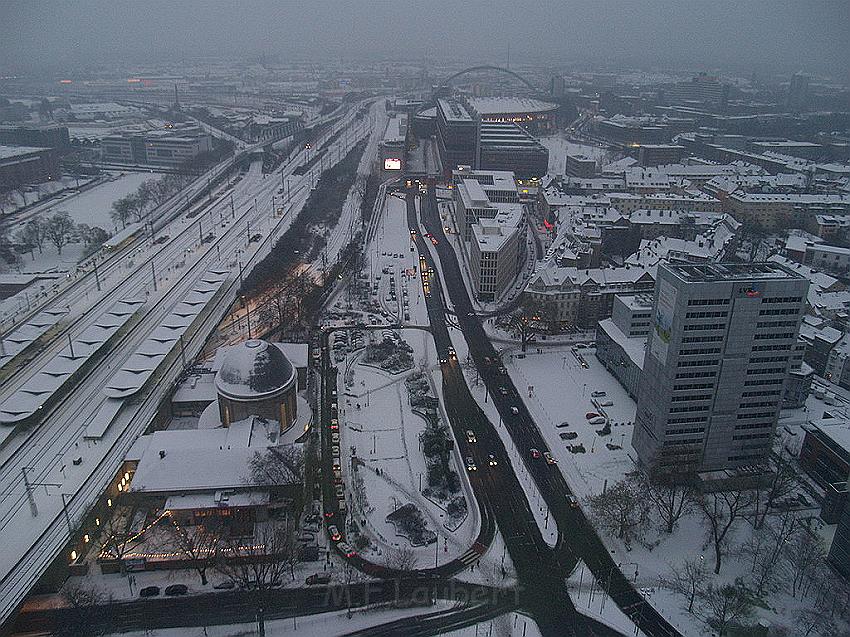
[632,262,808,476]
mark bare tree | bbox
[384,545,417,572]
[0,190,13,215]
[639,470,693,534]
[584,477,649,549]
[45,211,75,255]
[782,527,825,599]
[697,581,753,637]
[110,196,133,229]
[796,606,837,637]
[98,511,146,569]
[216,524,297,637]
[752,453,797,529]
[55,585,115,637]
[695,488,754,574]
[165,517,220,585]
[18,215,46,254]
[742,509,797,596]
[14,186,28,207]
[661,556,708,613]
[249,445,305,485]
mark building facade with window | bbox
[631,262,808,476]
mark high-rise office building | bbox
[828,470,850,578]
[632,263,808,476]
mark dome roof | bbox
[215,340,295,400]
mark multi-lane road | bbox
[418,184,681,637]
[0,101,375,626]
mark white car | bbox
[510,406,519,415]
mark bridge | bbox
[436,65,541,94]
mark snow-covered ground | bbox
[494,343,844,636]
[40,172,162,232]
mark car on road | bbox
[499,386,508,396]
[331,432,340,443]
[466,456,477,471]
[510,406,519,415]
[139,586,160,598]
[466,430,477,443]
[566,495,579,508]
[488,453,498,467]
[164,584,188,596]
[337,542,356,558]
[335,484,344,498]
[530,448,541,459]
[328,525,341,541]
[544,452,557,465]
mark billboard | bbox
[649,278,677,364]
[384,158,402,171]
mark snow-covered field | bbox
[43,171,162,232]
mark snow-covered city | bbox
[0,2,849,636]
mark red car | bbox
[530,448,541,459]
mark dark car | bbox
[139,586,160,598]
[164,584,188,596]
[213,580,235,590]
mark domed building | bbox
[215,339,297,431]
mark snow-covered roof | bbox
[104,269,229,399]
[0,298,144,423]
[0,308,68,368]
[215,340,296,401]
[467,97,558,116]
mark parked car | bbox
[306,573,332,586]
[328,525,341,541]
[213,580,235,590]
[544,452,557,465]
[591,391,607,398]
[139,586,160,598]
[164,584,188,596]
[560,431,578,440]
[588,416,606,425]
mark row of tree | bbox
[10,211,108,258]
[663,511,849,636]
[109,173,195,229]
[584,457,849,635]
[586,456,797,573]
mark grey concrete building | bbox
[632,263,808,476]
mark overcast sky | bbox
[1,0,848,78]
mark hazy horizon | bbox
[1,0,849,80]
